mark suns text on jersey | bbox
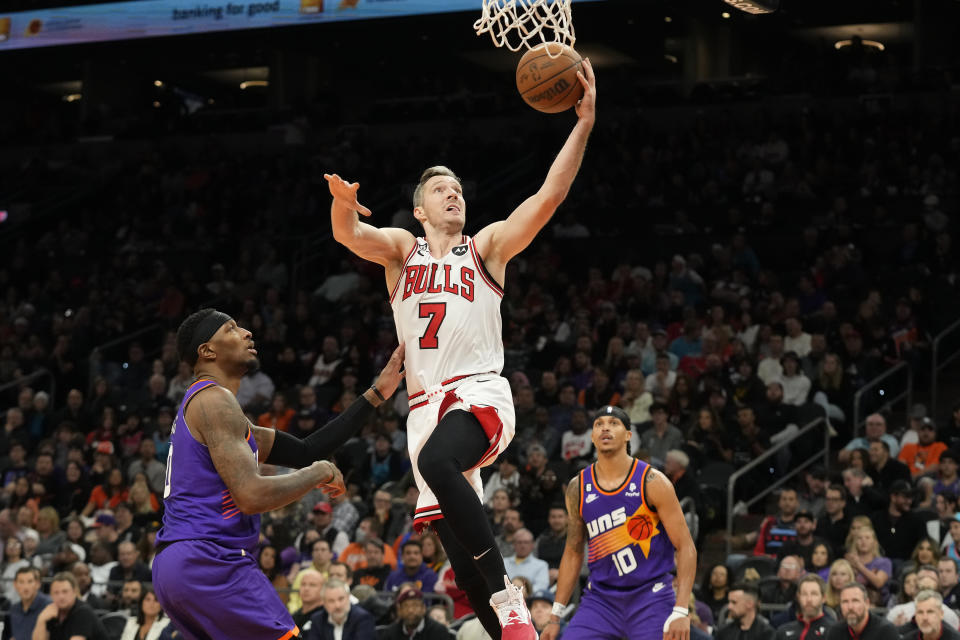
[401,263,476,302]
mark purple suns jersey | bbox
[155,379,260,552]
[579,459,675,592]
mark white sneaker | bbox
[489,575,538,640]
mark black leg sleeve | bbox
[264,396,376,468]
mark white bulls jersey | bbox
[390,235,504,390]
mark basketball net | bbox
[473,0,575,57]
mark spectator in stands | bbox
[620,369,653,425]
[743,487,799,558]
[825,559,856,612]
[729,358,767,409]
[560,408,594,470]
[384,540,437,593]
[779,353,810,406]
[774,575,833,640]
[353,539,391,591]
[824,582,898,640]
[291,570,326,630]
[784,319,813,359]
[638,403,683,469]
[503,528,549,594]
[370,490,408,545]
[117,579,142,614]
[717,584,774,640]
[306,578,375,640]
[525,590,556,638]
[867,440,912,492]
[645,354,677,402]
[777,511,826,568]
[329,492,359,539]
[6,566,50,640]
[888,566,959,628]
[905,590,960,640]
[899,420,948,478]
[1,537,30,603]
[535,505,566,586]
[838,414,900,465]
[258,545,290,606]
[32,571,109,640]
[81,469,129,518]
[664,449,698,503]
[811,353,852,427]
[760,555,803,606]
[731,406,771,488]
[125,440,164,496]
[870,479,926,563]
[288,539,335,612]
[842,469,886,518]
[845,527,891,604]
[902,539,941,582]
[306,502,350,558]
[758,335,785,385]
[482,452,521,506]
[339,517,397,571]
[934,451,960,497]
[697,563,731,622]
[816,484,850,557]
[938,557,960,609]
[71,562,106,610]
[376,588,449,640]
[106,542,151,607]
[112,504,141,547]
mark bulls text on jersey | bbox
[401,262,475,302]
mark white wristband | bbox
[663,607,689,632]
[551,602,566,618]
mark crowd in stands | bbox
[0,31,957,640]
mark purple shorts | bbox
[153,539,299,640]
[562,576,674,640]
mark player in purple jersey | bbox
[153,309,404,640]
[541,405,697,640]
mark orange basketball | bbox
[628,515,653,541]
[516,43,584,114]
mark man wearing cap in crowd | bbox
[639,402,683,469]
[302,501,350,557]
[899,415,948,477]
[375,588,449,640]
[776,510,826,569]
[838,414,900,465]
[92,514,119,555]
[641,327,679,376]
[870,479,926,563]
[526,590,555,637]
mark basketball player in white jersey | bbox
[325,59,596,640]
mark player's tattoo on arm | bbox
[564,476,586,550]
[194,390,262,512]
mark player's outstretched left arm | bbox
[647,468,696,640]
[252,344,405,468]
[476,58,596,269]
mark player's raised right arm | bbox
[542,476,587,640]
[325,173,414,268]
[190,387,341,514]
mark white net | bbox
[473,0,575,56]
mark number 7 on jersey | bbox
[419,303,446,349]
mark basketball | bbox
[628,515,653,541]
[516,43,584,113]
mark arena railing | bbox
[931,317,960,420]
[725,416,831,557]
[0,368,55,408]
[86,323,164,396]
[850,361,913,440]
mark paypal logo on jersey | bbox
[586,506,626,537]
